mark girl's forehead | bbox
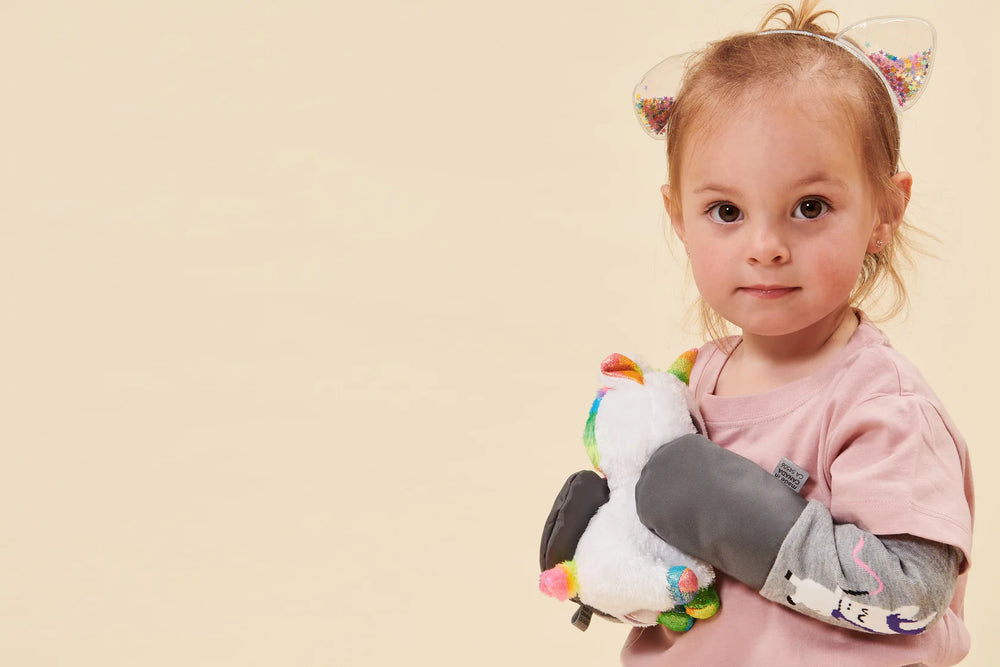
[680,87,866,188]
[692,80,846,137]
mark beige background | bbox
[1,0,996,665]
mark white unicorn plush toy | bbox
[539,351,720,632]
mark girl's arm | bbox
[635,435,962,635]
[761,502,960,634]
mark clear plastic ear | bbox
[837,17,937,111]
[632,53,690,139]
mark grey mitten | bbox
[540,470,609,571]
[635,434,807,590]
[539,470,613,629]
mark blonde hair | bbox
[666,0,921,343]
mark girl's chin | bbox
[724,308,854,340]
[717,312,801,337]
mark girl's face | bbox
[667,88,906,341]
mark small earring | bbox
[875,239,885,248]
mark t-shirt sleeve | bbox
[825,393,973,570]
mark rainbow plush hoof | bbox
[657,606,695,632]
[539,561,579,601]
[685,585,720,619]
[665,565,699,605]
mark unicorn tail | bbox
[539,561,579,601]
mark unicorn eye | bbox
[707,202,743,224]
[793,198,830,220]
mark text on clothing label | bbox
[773,457,809,493]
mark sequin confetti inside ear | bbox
[838,16,937,111]
[635,95,674,136]
[866,48,932,108]
[632,53,689,139]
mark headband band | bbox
[634,16,936,139]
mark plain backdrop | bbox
[1,0,997,665]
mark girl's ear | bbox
[870,171,913,253]
[661,184,686,242]
[891,171,913,219]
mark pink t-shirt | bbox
[621,315,974,667]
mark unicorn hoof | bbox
[666,565,698,605]
[686,585,720,619]
[657,607,694,632]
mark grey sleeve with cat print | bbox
[760,499,962,635]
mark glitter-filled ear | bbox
[633,53,689,139]
[838,17,936,111]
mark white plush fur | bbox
[573,358,715,625]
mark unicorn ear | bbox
[837,17,937,111]
[601,353,644,384]
[633,53,690,139]
[666,349,698,386]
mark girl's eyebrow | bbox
[692,183,739,196]
[792,172,848,190]
[692,173,849,196]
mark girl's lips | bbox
[740,286,798,299]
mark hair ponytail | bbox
[759,0,837,34]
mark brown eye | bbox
[709,203,742,224]
[794,199,829,220]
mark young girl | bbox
[541,2,973,665]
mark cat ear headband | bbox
[634,16,936,139]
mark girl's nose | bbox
[746,219,790,265]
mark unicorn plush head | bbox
[584,351,699,484]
